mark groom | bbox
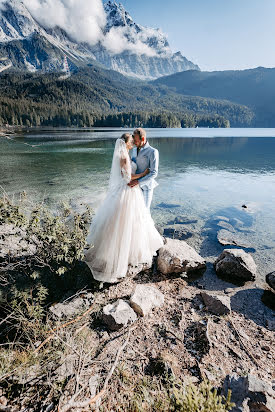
[128,127,159,209]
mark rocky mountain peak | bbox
[104,1,134,29]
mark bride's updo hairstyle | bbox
[121,133,131,143]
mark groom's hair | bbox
[133,128,146,140]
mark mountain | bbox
[152,67,275,126]
[0,66,254,127]
[91,1,200,79]
[0,0,199,79]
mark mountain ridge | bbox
[0,0,199,79]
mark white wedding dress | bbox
[84,138,164,283]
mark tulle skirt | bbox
[84,182,164,283]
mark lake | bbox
[1,127,275,283]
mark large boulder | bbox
[266,271,275,293]
[222,373,275,412]
[130,284,164,316]
[201,292,231,315]
[214,249,257,281]
[102,299,137,331]
[157,238,206,275]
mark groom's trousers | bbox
[142,188,154,209]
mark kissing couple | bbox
[85,128,164,284]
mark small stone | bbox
[266,319,275,331]
[261,345,270,352]
[130,285,164,316]
[224,287,236,294]
[89,374,100,397]
[201,292,231,315]
[102,299,137,331]
[127,261,152,276]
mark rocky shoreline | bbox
[0,217,274,411]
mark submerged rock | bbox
[157,238,206,275]
[201,291,231,315]
[217,229,251,248]
[102,299,137,331]
[167,216,198,225]
[157,203,181,209]
[130,284,164,316]
[214,249,257,282]
[163,227,192,240]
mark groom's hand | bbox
[128,180,139,188]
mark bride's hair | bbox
[121,133,131,143]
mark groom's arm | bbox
[137,149,159,188]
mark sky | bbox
[121,0,275,71]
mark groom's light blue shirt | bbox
[130,141,159,190]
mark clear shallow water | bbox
[1,127,275,279]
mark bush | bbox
[0,192,92,278]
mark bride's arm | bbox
[120,157,132,183]
[131,168,150,181]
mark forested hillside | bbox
[0,67,254,128]
[152,67,275,127]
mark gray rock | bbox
[217,229,251,248]
[157,238,206,275]
[222,373,275,412]
[201,292,231,315]
[130,284,164,316]
[102,299,137,330]
[55,354,77,381]
[127,261,152,277]
[266,271,275,292]
[0,223,40,259]
[89,374,100,398]
[49,292,93,319]
[214,249,257,281]
[266,319,275,331]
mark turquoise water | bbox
[1,127,275,278]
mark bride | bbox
[84,133,164,284]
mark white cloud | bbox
[24,0,106,46]
[0,0,162,56]
[102,26,157,56]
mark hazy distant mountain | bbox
[0,0,199,79]
[152,67,275,126]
